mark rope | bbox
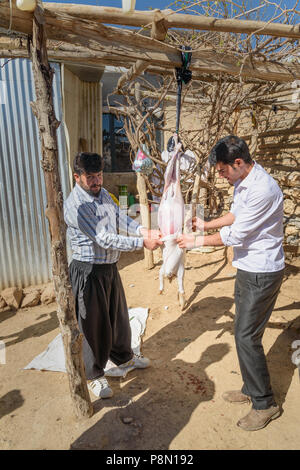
[167,45,192,152]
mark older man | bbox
[177,135,285,431]
[64,152,162,399]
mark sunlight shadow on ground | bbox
[0,390,24,419]
[0,311,59,347]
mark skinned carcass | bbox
[158,140,186,309]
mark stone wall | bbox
[103,172,137,199]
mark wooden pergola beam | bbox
[1,3,300,83]
[1,38,300,84]
[0,2,176,54]
[43,4,300,40]
[0,40,273,84]
[0,38,138,69]
[124,88,199,105]
[0,48,267,86]
[1,44,299,84]
[117,60,149,91]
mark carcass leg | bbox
[177,262,185,310]
[159,265,164,294]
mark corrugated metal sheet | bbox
[0,58,70,289]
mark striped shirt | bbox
[220,162,285,273]
[64,183,144,264]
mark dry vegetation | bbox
[107,0,299,214]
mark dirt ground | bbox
[0,247,300,450]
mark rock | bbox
[0,296,7,309]
[284,188,300,202]
[286,235,298,245]
[288,171,300,187]
[285,217,300,228]
[121,417,133,424]
[284,198,296,216]
[1,287,23,309]
[40,284,56,305]
[21,290,41,308]
[284,225,299,236]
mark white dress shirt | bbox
[220,162,285,273]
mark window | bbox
[102,113,132,172]
[102,111,164,173]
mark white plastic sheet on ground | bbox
[24,307,149,379]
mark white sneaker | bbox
[119,353,150,370]
[88,377,113,399]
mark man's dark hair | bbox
[209,135,252,166]
[73,152,104,175]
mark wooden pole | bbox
[29,2,93,420]
[151,10,168,41]
[117,60,149,91]
[0,41,288,85]
[43,4,300,40]
[249,130,259,158]
[134,82,154,270]
[1,5,300,82]
[136,174,154,270]
[1,38,295,86]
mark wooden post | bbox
[42,4,300,40]
[136,174,154,269]
[117,60,149,91]
[151,10,168,41]
[29,2,93,419]
[134,82,154,269]
[249,130,259,158]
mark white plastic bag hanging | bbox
[132,144,154,176]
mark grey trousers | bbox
[234,268,284,410]
[69,260,133,380]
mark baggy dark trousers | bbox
[69,259,133,380]
[234,268,284,410]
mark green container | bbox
[119,185,128,196]
[128,194,135,207]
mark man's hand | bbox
[140,227,163,251]
[143,238,163,251]
[140,227,162,240]
[192,217,206,231]
[184,217,206,232]
[177,234,204,249]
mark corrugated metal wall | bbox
[0,58,70,289]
